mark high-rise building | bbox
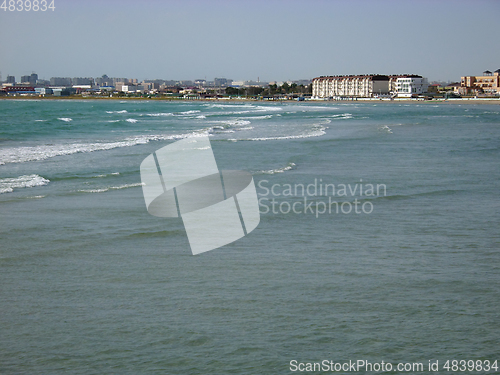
[72,77,94,86]
[50,77,73,86]
[29,73,38,86]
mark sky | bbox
[0,0,499,83]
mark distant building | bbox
[53,88,70,96]
[72,77,94,86]
[214,77,233,87]
[36,79,50,86]
[95,75,112,87]
[312,75,392,98]
[121,84,144,93]
[195,79,206,87]
[292,79,312,86]
[6,75,15,84]
[461,69,500,95]
[395,75,429,97]
[313,74,428,98]
[21,75,37,85]
[140,82,156,92]
[99,86,115,92]
[50,77,72,86]
[1,86,36,95]
[35,87,53,95]
[29,73,38,85]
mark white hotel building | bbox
[395,76,428,97]
[312,74,428,99]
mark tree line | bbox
[226,83,312,97]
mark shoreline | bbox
[1,96,499,105]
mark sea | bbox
[1,99,499,374]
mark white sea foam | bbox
[78,182,144,193]
[58,118,73,122]
[91,172,120,178]
[253,105,283,112]
[330,113,353,119]
[0,174,50,194]
[229,124,327,142]
[177,110,200,115]
[125,118,138,123]
[35,119,47,122]
[212,119,252,128]
[146,112,174,117]
[260,162,296,174]
[205,104,256,109]
[240,115,273,120]
[106,110,128,114]
[0,131,212,165]
[378,125,393,134]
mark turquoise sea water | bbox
[1,100,499,374]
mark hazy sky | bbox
[1,0,499,83]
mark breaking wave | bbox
[258,162,296,175]
[78,182,144,193]
[0,174,50,194]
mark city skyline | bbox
[1,0,499,83]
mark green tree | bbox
[226,87,239,95]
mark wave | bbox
[330,113,353,119]
[211,119,252,128]
[78,182,144,193]
[146,112,174,117]
[0,174,50,194]
[177,110,200,115]
[106,110,128,114]
[239,115,273,120]
[146,110,201,118]
[58,118,72,122]
[0,131,211,165]
[125,118,138,123]
[258,162,296,175]
[91,172,120,178]
[205,104,283,114]
[254,105,283,112]
[378,125,393,134]
[205,104,256,109]
[230,124,327,142]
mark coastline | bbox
[1,96,499,105]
